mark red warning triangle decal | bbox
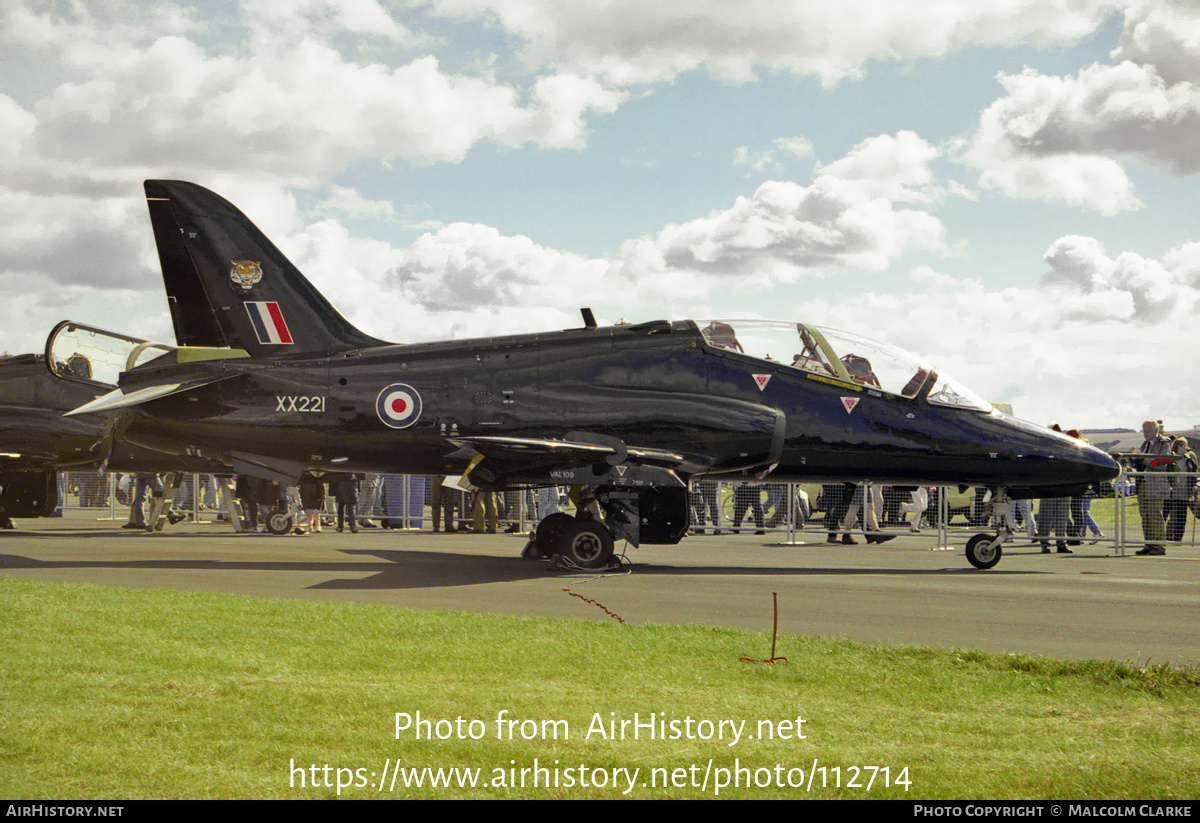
[753,374,771,391]
[841,397,860,414]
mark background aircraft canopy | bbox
[46,321,174,389]
[699,319,994,413]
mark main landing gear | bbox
[523,512,616,570]
[519,486,688,571]
[964,486,1014,570]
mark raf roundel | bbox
[376,383,423,429]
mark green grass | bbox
[1087,497,1134,528]
[2,579,1197,799]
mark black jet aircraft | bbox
[67,180,1119,569]
[0,322,226,522]
[0,349,104,519]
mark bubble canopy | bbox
[697,319,994,413]
[45,321,174,389]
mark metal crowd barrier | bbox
[48,469,1200,552]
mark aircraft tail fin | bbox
[144,179,389,357]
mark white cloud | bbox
[1041,234,1115,291]
[798,236,1200,427]
[346,132,953,339]
[1163,241,1200,284]
[0,95,36,169]
[967,68,1141,214]
[816,131,943,203]
[0,1,198,53]
[241,0,415,43]
[319,132,954,337]
[640,178,945,279]
[0,5,628,329]
[385,222,613,311]
[965,3,1200,212]
[0,188,148,288]
[0,277,175,360]
[734,136,814,174]
[26,38,617,180]
[635,133,951,279]
[284,210,589,342]
[429,0,1120,86]
[1111,0,1200,85]
[313,186,396,220]
[1041,235,1190,322]
[505,73,626,147]
[365,304,584,345]
[2,1,627,198]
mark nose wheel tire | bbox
[264,509,294,535]
[965,533,1002,570]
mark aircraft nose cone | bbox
[1074,441,1120,481]
[1025,431,1119,490]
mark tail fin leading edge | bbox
[144,179,389,357]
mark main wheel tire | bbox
[534,512,575,557]
[265,509,293,535]
[965,533,1002,570]
[558,519,615,570]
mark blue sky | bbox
[2,1,1198,429]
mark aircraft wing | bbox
[452,434,686,466]
[447,433,694,488]
[64,375,239,417]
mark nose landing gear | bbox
[964,486,1015,570]
[965,532,1004,569]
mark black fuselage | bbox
[114,320,1115,495]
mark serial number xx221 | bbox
[276,395,326,413]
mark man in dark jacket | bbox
[333,473,360,533]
